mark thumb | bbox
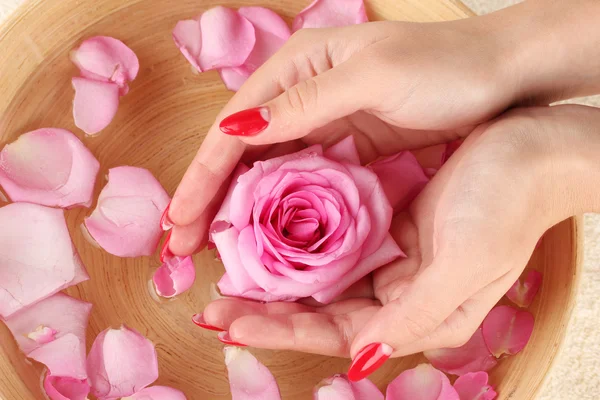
[217,59,373,145]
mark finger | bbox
[227,303,380,356]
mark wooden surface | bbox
[0,0,579,399]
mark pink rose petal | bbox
[224,346,281,400]
[482,306,535,358]
[71,36,139,89]
[44,375,90,400]
[211,163,251,234]
[27,325,58,344]
[324,136,361,166]
[0,204,89,318]
[173,19,203,72]
[198,7,255,71]
[124,386,187,400]
[218,66,252,91]
[72,77,120,135]
[368,151,429,212]
[292,0,368,31]
[218,273,299,302]
[505,270,543,308]
[423,328,497,376]
[152,256,196,298]
[386,364,459,400]
[0,128,100,208]
[84,166,170,257]
[87,325,159,399]
[314,374,383,400]
[453,372,497,400]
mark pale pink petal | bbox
[386,364,459,400]
[453,372,497,400]
[218,273,299,302]
[236,7,290,71]
[152,256,196,298]
[29,334,87,379]
[87,325,159,399]
[0,128,100,208]
[44,375,90,400]
[224,346,281,400]
[0,203,89,318]
[218,67,252,91]
[213,227,256,294]
[198,7,256,70]
[312,234,404,303]
[71,36,139,88]
[368,151,429,212]
[211,163,251,234]
[72,77,120,135]
[505,270,543,308]
[172,19,202,72]
[314,374,383,400]
[124,386,187,400]
[482,306,534,358]
[324,136,361,166]
[423,328,497,376]
[27,325,58,344]
[84,166,170,257]
[292,0,368,31]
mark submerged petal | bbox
[153,256,196,298]
[84,166,170,257]
[124,386,187,400]
[423,328,497,376]
[482,306,534,358]
[72,77,120,135]
[386,364,459,400]
[71,36,139,88]
[292,0,368,31]
[44,375,90,400]
[0,128,100,208]
[505,270,543,308]
[224,346,281,400]
[0,204,88,318]
[453,372,497,400]
[87,325,159,399]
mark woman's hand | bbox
[201,105,600,380]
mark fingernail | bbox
[219,107,270,136]
[218,331,247,347]
[348,343,393,382]
[207,242,216,251]
[160,231,173,263]
[160,201,173,231]
[192,313,224,332]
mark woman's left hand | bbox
[201,105,600,379]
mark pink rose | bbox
[211,137,429,304]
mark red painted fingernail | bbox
[218,331,247,347]
[192,313,225,332]
[160,201,174,231]
[348,343,393,382]
[207,242,216,251]
[219,107,270,136]
[160,231,173,263]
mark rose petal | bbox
[324,136,361,166]
[211,163,251,234]
[482,306,534,358]
[224,346,281,400]
[72,77,120,135]
[218,67,252,91]
[218,273,299,302]
[423,328,497,376]
[368,151,429,212]
[213,227,257,294]
[29,334,87,379]
[71,36,139,88]
[44,375,90,400]
[386,364,459,400]
[198,6,256,71]
[292,0,368,31]
[28,326,58,344]
[453,372,497,400]
[172,19,202,72]
[505,270,543,308]
[314,374,383,400]
[84,166,170,257]
[87,325,159,399]
[312,234,404,303]
[0,128,100,208]
[152,256,196,298]
[124,386,187,400]
[0,204,88,318]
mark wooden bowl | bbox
[0,0,581,399]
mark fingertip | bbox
[169,223,207,256]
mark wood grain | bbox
[0,0,579,399]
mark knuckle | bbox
[403,310,439,340]
[283,79,319,115]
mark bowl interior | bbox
[0,0,579,399]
